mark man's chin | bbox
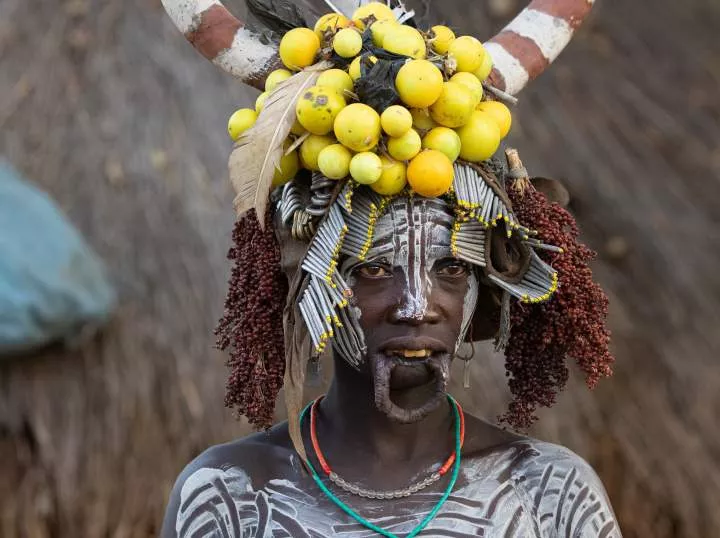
[389,361,435,389]
[369,353,452,423]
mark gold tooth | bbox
[399,349,430,358]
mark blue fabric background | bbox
[0,160,116,356]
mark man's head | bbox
[338,197,480,423]
[216,157,613,444]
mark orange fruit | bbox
[407,150,454,197]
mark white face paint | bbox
[338,197,479,364]
[383,198,451,320]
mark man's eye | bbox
[436,261,469,277]
[357,264,391,278]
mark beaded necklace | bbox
[300,394,464,538]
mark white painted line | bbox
[484,42,529,96]
[161,0,219,34]
[504,8,574,62]
[214,27,277,80]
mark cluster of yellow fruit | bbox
[227,2,512,197]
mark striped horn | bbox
[485,0,596,95]
[160,0,282,90]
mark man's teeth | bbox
[389,349,431,358]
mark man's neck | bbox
[314,359,455,475]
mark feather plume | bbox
[229,61,331,228]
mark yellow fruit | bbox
[296,85,346,135]
[383,25,426,59]
[349,55,377,81]
[255,91,269,113]
[455,111,501,162]
[314,13,351,39]
[349,57,362,81]
[265,69,292,92]
[290,118,306,136]
[318,144,353,179]
[300,134,335,171]
[334,103,381,152]
[476,100,512,137]
[317,69,354,96]
[430,25,455,54]
[429,81,475,128]
[410,108,438,131]
[450,72,483,107]
[272,147,300,187]
[370,19,398,47]
[448,35,485,73]
[333,28,363,58]
[352,2,396,29]
[227,108,257,141]
[387,128,422,161]
[395,60,444,108]
[349,152,383,184]
[280,28,320,71]
[422,127,461,162]
[371,156,407,195]
[407,150,454,197]
[380,105,413,137]
[473,51,494,81]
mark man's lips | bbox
[378,337,449,360]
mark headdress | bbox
[161,0,613,461]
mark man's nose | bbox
[388,279,441,325]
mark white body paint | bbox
[175,440,621,537]
[214,28,278,80]
[485,42,530,96]
[504,9,574,63]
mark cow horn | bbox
[160,0,282,90]
[161,0,594,95]
[485,0,596,95]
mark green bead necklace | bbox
[300,394,463,538]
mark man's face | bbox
[340,197,479,422]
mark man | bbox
[159,0,620,536]
[162,163,619,536]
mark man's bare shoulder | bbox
[194,422,294,469]
[160,422,303,538]
[460,416,621,537]
[473,439,620,536]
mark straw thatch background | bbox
[1,0,718,536]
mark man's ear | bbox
[530,177,570,207]
[467,282,501,342]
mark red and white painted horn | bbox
[160,0,281,90]
[160,0,594,96]
[485,0,595,95]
